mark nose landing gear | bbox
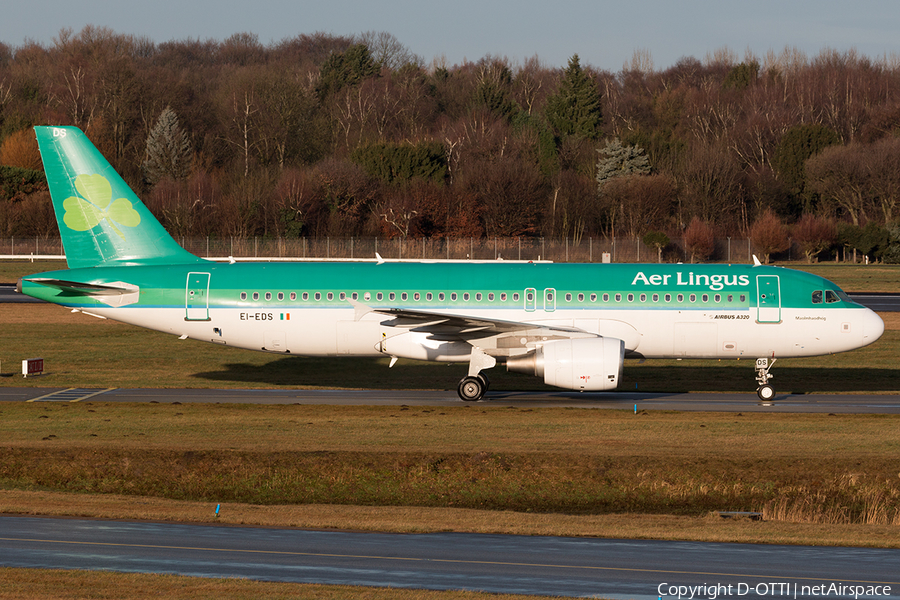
[755,357,776,401]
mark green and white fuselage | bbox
[19,127,885,400]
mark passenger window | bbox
[727,294,733,302]
[578,293,584,302]
[740,294,746,302]
[590,293,597,302]
[364,292,371,301]
[526,291,534,301]
[438,292,445,301]
[488,293,494,301]
[327,292,334,301]
[376,292,383,301]
[451,293,458,301]
[627,293,634,302]
[290,292,296,301]
[475,293,482,301]
[339,292,346,300]
[277,292,284,301]
[240,292,247,301]
[314,292,321,301]
[639,293,646,302]
[500,293,507,301]
[825,290,840,303]
[664,294,671,302]
[565,293,572,302]
[413,292,419,301]
[463,293,470,301]
[426,292,433,301]
[352,292,358,300]
[615,293,622,302]
[603,293,609,302]
[252,292,259,301]
[652,294,659,302]
[689,294,696,302]
[512,293,519,301]
[677,294,684,302]
[702,294,709,302]
[302,292,309,301]
[389,292,396,300]
[401,292,408,301]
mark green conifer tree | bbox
[142,106,192,185]
[544,54,603,140]
[595,139,650,191]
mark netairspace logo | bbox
[657,583,893,600]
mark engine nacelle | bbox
[506,337,624,391]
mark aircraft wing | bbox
[350,299,595,345]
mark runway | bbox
[1,516,897,598]
[2,386,900,413]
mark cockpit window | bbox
[812,290,823,304]
[836,290,854,304]
[825,290,840,303]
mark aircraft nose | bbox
[862,308,884,345]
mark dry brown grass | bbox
[3,489,899,548]
[2,404,899,544]
[0,567,549,600]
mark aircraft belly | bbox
[336,319,384,356]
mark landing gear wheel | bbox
[754,358,776,402]
[476,372,490,389]
[458,376,486,401]
[757,384,775,401]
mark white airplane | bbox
[19,126,885,401]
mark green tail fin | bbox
[35,126,201,268]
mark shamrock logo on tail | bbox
[63,174,141,240]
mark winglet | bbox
[752,255,762,266]
[375,252,385,265]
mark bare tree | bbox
[792,213,836,263]
[805,143,869,226]
[750,209,791,263]
[683,217,716,262]
[357,31,421,70]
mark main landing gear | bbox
[755,357,776,401]
[457,372,490,401]
[457,346,495,401]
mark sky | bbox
[3,0,900,71]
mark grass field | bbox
[0,568,544,600]
[2,402,899,545]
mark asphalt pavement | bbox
[1,516,897,599]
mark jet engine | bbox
[506,337,624,391]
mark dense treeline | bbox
[2,26,900,261]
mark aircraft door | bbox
[524,288,536,312]
[756,275,781,323]
[544,288,557,312]
[185,272,211,321]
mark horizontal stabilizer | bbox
[26,278,140,307]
